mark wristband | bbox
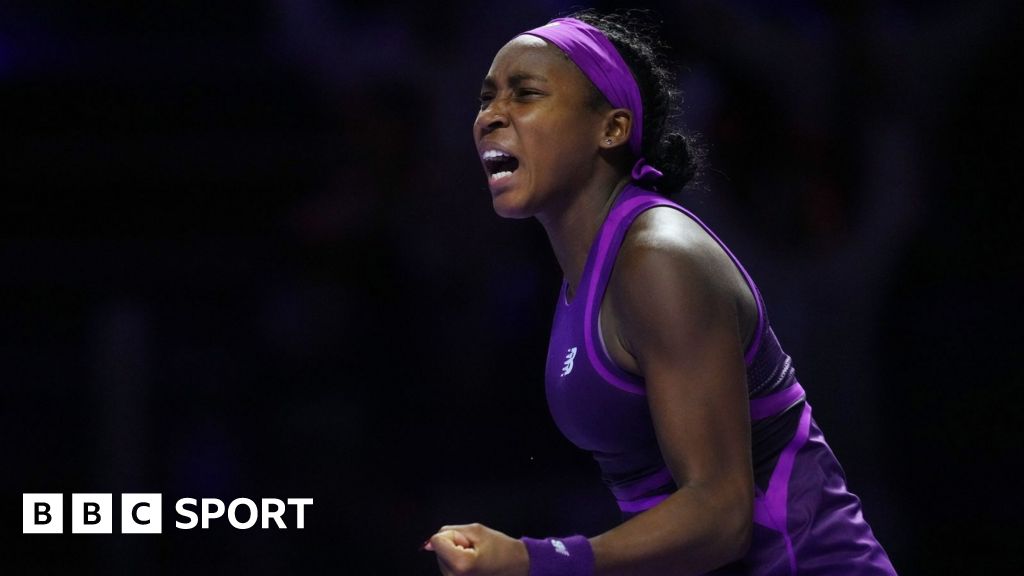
[521,535,594,576]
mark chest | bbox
[544,293,659,455]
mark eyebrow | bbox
[480,72,549,89]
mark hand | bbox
[424,523,529,576]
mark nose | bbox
[476,102,509,136]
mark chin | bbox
[491,194,536,220]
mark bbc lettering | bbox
[23,494,312,534]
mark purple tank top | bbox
[543,184,898,574]
[544,183,799,512]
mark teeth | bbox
[482,149,510,160]
[490,171,513,181]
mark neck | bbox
[536,174,632,298]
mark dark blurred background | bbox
[3,1,1020,574]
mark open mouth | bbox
[482,149,520,182]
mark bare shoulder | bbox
[616,206,741,302]
[603,205,757,362]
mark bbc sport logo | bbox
[23,493,313,534]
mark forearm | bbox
[589,481,752,576]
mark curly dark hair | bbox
[570,9,702,195]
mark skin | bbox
[428,34,758,576]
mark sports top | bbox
[543,183,897,574]
[545,183,800,512]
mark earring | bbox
[604,138,613,144]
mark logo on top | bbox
[561,347,577,377]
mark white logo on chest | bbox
[561,347,578,377]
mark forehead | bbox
[483,35,577,83]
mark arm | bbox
[589,210,755,575]
[427,211,756,576]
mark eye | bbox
[478,92,495,109]
[515,88,543,99]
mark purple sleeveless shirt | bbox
[544,184,896,575]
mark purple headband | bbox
[521,18,663,184]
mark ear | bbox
[599,109,633,149]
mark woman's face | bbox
[474,35,608,219]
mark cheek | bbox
[525,113,589,154]
[533,120,594,169]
